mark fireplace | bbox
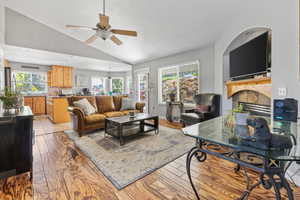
[232,90,271,108]
[226,77,272,116]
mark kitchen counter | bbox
[0,106,33,119]
[23,94,47,97]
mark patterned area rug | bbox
[64,126,194,190]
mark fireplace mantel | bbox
[226,77,271,98]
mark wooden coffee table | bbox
[104,113,159,145]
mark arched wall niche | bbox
[222,27,272,110]
[223,27,272,83]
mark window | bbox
[111,77,124,95]
[159,61,199,104]
[12,71,47,94]
[0,69,3,90]
[125,76,132,95]
[91,77,106,95]
[138,73,148,102]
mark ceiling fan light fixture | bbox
[65,0,137,46]
[96,30,111,40]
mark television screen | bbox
[229,32,269,79]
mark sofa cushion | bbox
[120,98,135,111]
[96,96,115,113]
[73,98,97,116]
[104,111,124,118]
[70,96,96,107]
[113,96,123,111]
[121,110,140,115]
[85,114,106,124]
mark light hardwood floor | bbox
[0,116,299,200]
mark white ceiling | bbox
[4,0,246,64]
[4,45,132,72]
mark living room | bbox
[1,0,300,200]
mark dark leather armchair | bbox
[181,93,221,126]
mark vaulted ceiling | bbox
[4,0,249,64]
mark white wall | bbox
[5,8,124,63]
[214,1,299,114]
[213,0,300,185]
[133,45,215,117]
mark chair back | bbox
[194,93,221,117]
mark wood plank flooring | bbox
[0,116,299,200]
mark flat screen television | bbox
[229,32,269,79]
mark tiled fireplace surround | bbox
[226,77,300,186]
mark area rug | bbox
[64,126,194,190]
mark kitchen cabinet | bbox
[47,71,52,87]
[48,66,73,88]
[24,96,46,115]
[63,67,73,88]
[47,97,70,123]
[33,97,46,114]
[24,97,33,109]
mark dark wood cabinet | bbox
[0,106,33,179]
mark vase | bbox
[169,93,176,102]
[235,112,250,125]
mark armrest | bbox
[136,102,146,113]
[68,106,85,120]
[185,109,196,113]
[68,106,86,132]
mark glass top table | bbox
[182,116,300,162]
[182,116,300,200]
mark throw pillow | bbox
[74,98,97,115]
[195,105,210,113]
[120,98,135,111]
[96,96,115,113]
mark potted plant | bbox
[225,104,250,142]
[224,113,239,144]
[0,87,22,113]
[233,104,249,125]
[233,104,250,138]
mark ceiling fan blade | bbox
[66,25,97,30]
[99,14,109,28]
[111,35,122,45]
[85,34,98,44]
[111,29,137,37]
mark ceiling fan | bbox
[65,0,137,46]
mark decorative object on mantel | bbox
[0,87,23,113]
[166,101,183,122]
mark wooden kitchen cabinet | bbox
[63,67,73,88]
[47,71,52,87]
[24,96,46,115]
[48,66,73,88]
[24,97,33,109]
[33,97,46,114]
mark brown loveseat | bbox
[68,96,145,136]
